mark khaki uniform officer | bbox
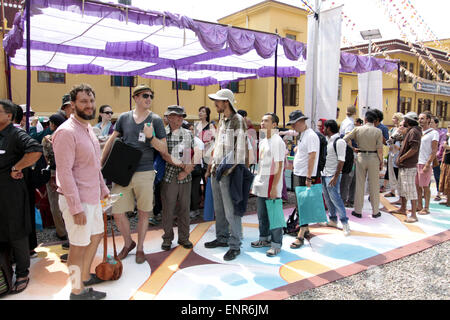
[344,110,384,218]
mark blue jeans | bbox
[322,175,348,224]
[256,197,283,249]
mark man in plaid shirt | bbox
[160,105,195,251]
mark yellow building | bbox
[1,0,449,127]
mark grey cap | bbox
[404,111,418,122]
[164,105,187,118]
[287,110,308,125]
[208,89,237,113]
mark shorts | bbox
[59,195,103,247]
[415,164,432,187]
[111,170,156,214]
[398,167,418,201]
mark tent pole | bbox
[25,0,31,133]
[6,55,12,101]
[175,67,180,106]
[310,0,320,130]
[274,36,278,114]
[282,77,286,128]
[129,83,132,110]
[397,62,401,112]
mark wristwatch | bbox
[11,166,20,172]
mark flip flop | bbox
[384,192,396,197]
[11,277,29,294]
[404,217,418,223]
[418,209,430,215]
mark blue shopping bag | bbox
[203,178,215,221]
[265,199,287,230]
[35,207,43,231]
[295,184,327,226]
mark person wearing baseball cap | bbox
[393,111,421,223]
[58,94,74,119]
[204,88,250,262]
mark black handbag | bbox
[101,138,143,187]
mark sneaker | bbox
[161,240,171,251]
[250,240,271,248]
[148,217,160,226]
[70,288,106,300]
[178,240,193,249]
[266,247,281,257]
[60,253,68,263]
[326,220,338,228]
[223,249,240,261]
[204,239,228,249]
[83,273,105,286]
[342,223,350,236]
[62,241,70,250]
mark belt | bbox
[358,150,377,153]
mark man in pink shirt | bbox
[53,84,109,300]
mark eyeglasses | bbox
[103,111,113,115]
[141,93,154,99]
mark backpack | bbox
[333,138,354,174]
[283,208,299,236]
[316,131,327,177]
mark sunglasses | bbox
[141,93,154,99]
[103,111,113,115]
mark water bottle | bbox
[101,193,123,212]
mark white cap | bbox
[208,89,237,113]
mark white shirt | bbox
[418,128,439,165]
[339,116,354,136]
[293,128,320,177]
[322,133,346,177]
[251,133,285,198]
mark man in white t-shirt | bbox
[322,120,350,236]
[339,105,356,137]
[286,110,320,249]
[416,112,439,215]
[251,113,285,257]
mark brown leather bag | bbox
[95,212,123,281]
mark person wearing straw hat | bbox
[101,84,168,264]
[204,89,249,262]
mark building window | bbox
[417,98,432,114]
[337,77,343,101]
[282,77,299,106]
[408,63,414,83]
[400,97,412,114]
[436,101,449,121]
[225,81,246,94]
[172,81,195,91]
[37,71,65,84]
[419,65,434,81]
[111,76,137,87]
[286,33,296,40]
[400,61,408,83]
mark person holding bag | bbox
[250,113,285,257]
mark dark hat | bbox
[49,113,66,127]
[133,84,153,97]
[164,105,187,118]
[61,94,71,108]
[287,110,308,125]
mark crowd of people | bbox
[0,83,449,299]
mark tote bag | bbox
[265,199,287,230]
[295,184,327,225]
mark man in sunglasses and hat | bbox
[101,84,168,264]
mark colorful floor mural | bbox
[4,194,449,300]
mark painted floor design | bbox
[4,194,449,300]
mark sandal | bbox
[290,237,304,249]
[434,196,441,201]
[404,217,418,223]
[384,192,396,197]
[11,277,29,294]
[418,209,430,215]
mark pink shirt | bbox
[53,115,109,215]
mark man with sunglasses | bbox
[101,84,167,264]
